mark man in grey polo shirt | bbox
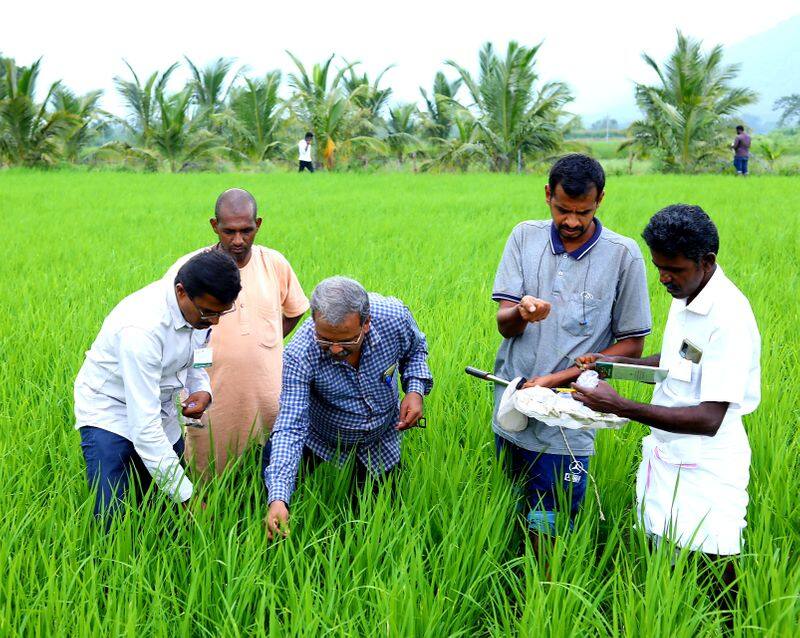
[492,153,651,543]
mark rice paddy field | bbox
[1,170,798,637]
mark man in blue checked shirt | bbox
[264,276,433,539]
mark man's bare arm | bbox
[496,297,552,338]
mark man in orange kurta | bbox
[167,188,309,476]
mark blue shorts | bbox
[495,434,590,535]
[733,157,748,174]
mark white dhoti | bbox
[636,417,751,555]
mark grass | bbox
[1,170,798,636]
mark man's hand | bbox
[396,391,423,430]
[518,296,551,323]
[265,501,290,540]
[575,353,620,371]
[571,380,627,415]
[522,374,559,389]
[181,391,212,418]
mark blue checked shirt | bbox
[265,294,433,505]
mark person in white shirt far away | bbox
[74,251,242,523]
[298,132,314,172]
[573,204,760,608]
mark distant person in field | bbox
[166,188,309,477]
[731,125,751,176]
[74,251,241,521]
[264,276,433,540]
[298,132,314,172]
[491,153,651,549]
[574,205,760,602]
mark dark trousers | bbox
[733,156,748,174]
[80,426,186,520]
[298,160,314,173]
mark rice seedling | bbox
[0,170,797,636]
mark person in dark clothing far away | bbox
[731,125,751,176]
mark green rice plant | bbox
[0,171,797,636]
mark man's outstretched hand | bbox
[181,391,212,418]
[571,380,626,415]
[396,391,423,430]
[518,295,552,323]
[265,500,290,541]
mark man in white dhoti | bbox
[573,204,760,599]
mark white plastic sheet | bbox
[495,371,627,432]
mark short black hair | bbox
[736,125,744,133]
[642,204,719,263]
[175,250,241,304]
[549,153,605,200]
[305,132,314,139]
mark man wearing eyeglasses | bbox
[166,188,309,476]
[74,251,241,521]
[264,276,433,539]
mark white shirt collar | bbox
[683,265,725,316]
[165,282,192,330]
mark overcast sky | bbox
[3,0,799,122]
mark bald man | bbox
[167,189,309,476]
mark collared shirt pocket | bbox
[368,360,400,413]
[664,359,702,400]
[563,291,602,338]
[256,301,281,348]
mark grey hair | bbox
[310,277,370,326]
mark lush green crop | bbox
[1,171,797,636]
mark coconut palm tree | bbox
[628,32,757,172]
[286,52,365,169]
[419,71,462,139]
[0,53,12,100]
[184,56,241,135]
[113,60,179,146]
[49,86,104,162]
[147,88,228,171]
[773,94,800,128]
[446,42,572,172]
[423,111,486,172]
[184,56,238,114]
[110,62,227,171]
[0,57,72,166]
[342,62,394,120]
[383,103,420,164]
[226,71,285,163]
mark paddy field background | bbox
[1,171,798,636]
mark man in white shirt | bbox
[573,204,760,597]
[298,132,314,172]
[75,250,242,521]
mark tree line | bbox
[1,32,794,174]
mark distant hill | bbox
[583,15,800,132]
[724,14,800,131]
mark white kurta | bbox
[637,266,761,555]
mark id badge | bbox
[193,346,213,368]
